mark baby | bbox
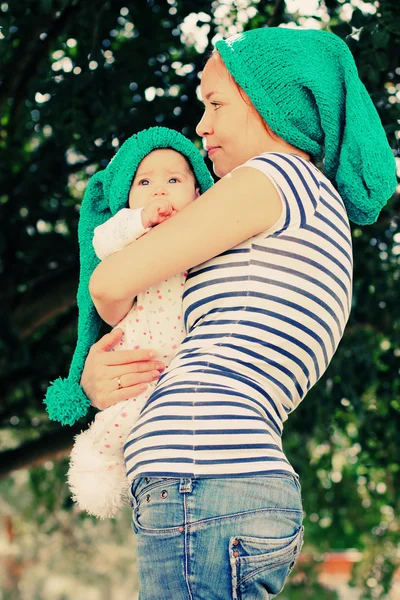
[67,140,207,519]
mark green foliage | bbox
[1,0,399,597]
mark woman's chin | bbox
[212,160,228,179]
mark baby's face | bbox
[128,148,200,211]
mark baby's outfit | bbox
[68,207,187,517]
[89,207,187,453]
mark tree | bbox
[1,0,399,597]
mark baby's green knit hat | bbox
[215,27,397,225]
[44,127,214,425]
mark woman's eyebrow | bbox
[200,91,218,105]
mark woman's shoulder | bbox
[243,151,351,237]
[244,151,321,180]
[235,151,321,233]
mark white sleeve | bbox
[92,208,151,260]
[235,152,320,236]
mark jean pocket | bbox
[127,483,138,534]
[291,474,302,495]
[229,524,304,600]
[131,476,178,503]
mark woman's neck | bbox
[264,139,311,162]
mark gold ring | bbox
[117,376,122,390]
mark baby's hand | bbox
[141,199,178,228]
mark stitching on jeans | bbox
[186,507,302,531]
[132,506,302,534]
[237,526,304,587]
[135,479,181,502]
[133,474,298,502]
[229,536,240,600]
[183,493,193,600]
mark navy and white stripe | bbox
[124,152,353,481]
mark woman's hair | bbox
[206,50,316,165]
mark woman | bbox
[82,28,396,600]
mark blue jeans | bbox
[128,473,304,600]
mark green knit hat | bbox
[215,27,397,225]
[44,127,214,425]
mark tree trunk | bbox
[0,424,85,478]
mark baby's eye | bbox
[168,177,179,183]
[138,179,150,186]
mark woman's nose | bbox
[196,111,213,138]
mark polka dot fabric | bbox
[91,272,188,457]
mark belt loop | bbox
[179,478,193,493]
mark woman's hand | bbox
[80,328,165,410]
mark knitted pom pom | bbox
[44,377,91,426]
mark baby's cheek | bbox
[128,185,147,210]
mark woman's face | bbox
[196,56,275,178]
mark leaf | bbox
[40,0,52,13]
[372,29,390,50]
[0,17,9,38]
[372,50,389,71]
[330,22,352,38]
[351,8,367,29]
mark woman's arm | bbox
[89,166,282,326]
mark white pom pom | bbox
[67,429,130,519]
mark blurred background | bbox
[0,0,399,598]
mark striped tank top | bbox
[124,152,353,481]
